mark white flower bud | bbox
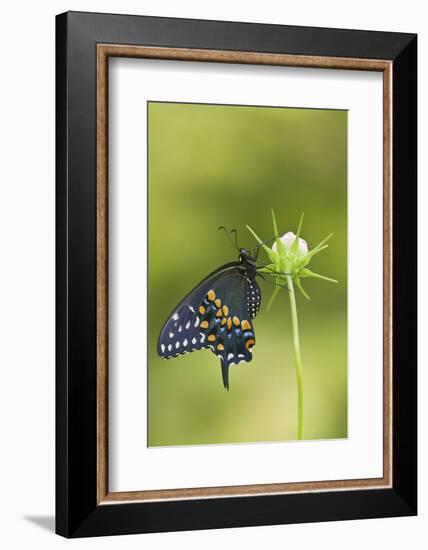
[272,231,308,255]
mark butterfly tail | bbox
[220,359,230,391]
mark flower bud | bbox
[272,231,308,256]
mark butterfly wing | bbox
[157,262,260,389]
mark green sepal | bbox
[271,208,279,239]
[271,208,289,259]
[275,237,288,258]
[294,277,311,299]
[266,280,282,311]
[257,265,277,275]
[246,224,277,262]
[300,268,338,283]
[265,247,279,263]
[291,213,304,256]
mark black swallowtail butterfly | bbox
[157,235,262,390]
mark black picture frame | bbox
[56,11,417,538]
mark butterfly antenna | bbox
[218,226,238,251]
[230,229,239,250]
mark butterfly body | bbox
[157,249,261,389]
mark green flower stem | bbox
[286,274,304,440]
[247,212,337,440]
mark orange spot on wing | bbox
[222,305,229,316]
[214,298,222,307]
[241,320,251,331]
[208,334,216,342]
[200,321,209,329]
[227,318,232,330]
[245,339,255,350]
[199,306,205,315]
[233,316,240,326]
[207,290,216,301]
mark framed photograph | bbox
[56,11,417,537]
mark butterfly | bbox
[157,229,263,390]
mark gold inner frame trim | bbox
[96,44,393,505]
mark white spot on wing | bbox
[185,321,190,330]
[228,353,234,361]
[161,344,165,353]
[194,317,200,327]
[175,341,180,349]
[169,332,174,338]
[192,337,197,345]
[168,344,172,352]
[172,313,179,321]
[183,339,188,346]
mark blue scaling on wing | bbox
[157,262,260,389]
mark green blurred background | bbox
[147,102,347,446]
